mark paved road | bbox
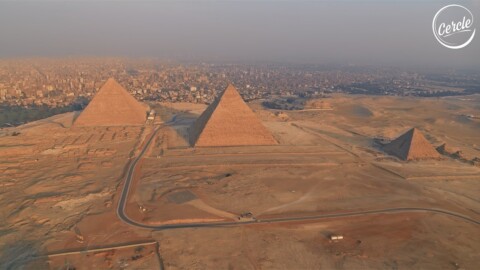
[116,118,480,230]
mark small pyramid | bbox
[74,78,147,126]
[190,84,277,147]
[383,128,440,160]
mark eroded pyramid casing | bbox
[190,84,277,147]
[74,78,147,126]
[383,128,440,160]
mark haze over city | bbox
[0,1,479,269]
[0,0,479,68]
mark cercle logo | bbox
[432,4,476,49]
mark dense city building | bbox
[0,58,479,109]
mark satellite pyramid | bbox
[74,78,147,126]
[190,84,277,147]
[383,128,440,160]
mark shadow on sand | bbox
[0,238,49,270]
[150,103,202,148]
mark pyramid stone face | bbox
[383,128,440,160]
[74,78,147,127]
[190,84,277,147]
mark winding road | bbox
[116,118,480,230]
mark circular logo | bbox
[432,4,476,49]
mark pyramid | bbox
[383,128,440,160]
[190,84,277,147]
[74,78,147,126]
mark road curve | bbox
[116,118,480,230]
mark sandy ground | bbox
[155,213,478,270]
[0,112,156,269]
[1,94,479,269]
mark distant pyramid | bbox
[190,84,277,147]
[383,128,440,160]
[74,78,147,126]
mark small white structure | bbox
[147,110,155,120]
[330,235,344,241]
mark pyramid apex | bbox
[410,127,424,139]
[216,83,243,102]
[224,83,238,93]
[104,77,121,86]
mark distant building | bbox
[148,110,155,120]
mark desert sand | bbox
[0,94,479,269]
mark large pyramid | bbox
[74,78,147,126]
[383,128,440,160]
[190,84,277,147]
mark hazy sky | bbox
[0,0,479,68]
